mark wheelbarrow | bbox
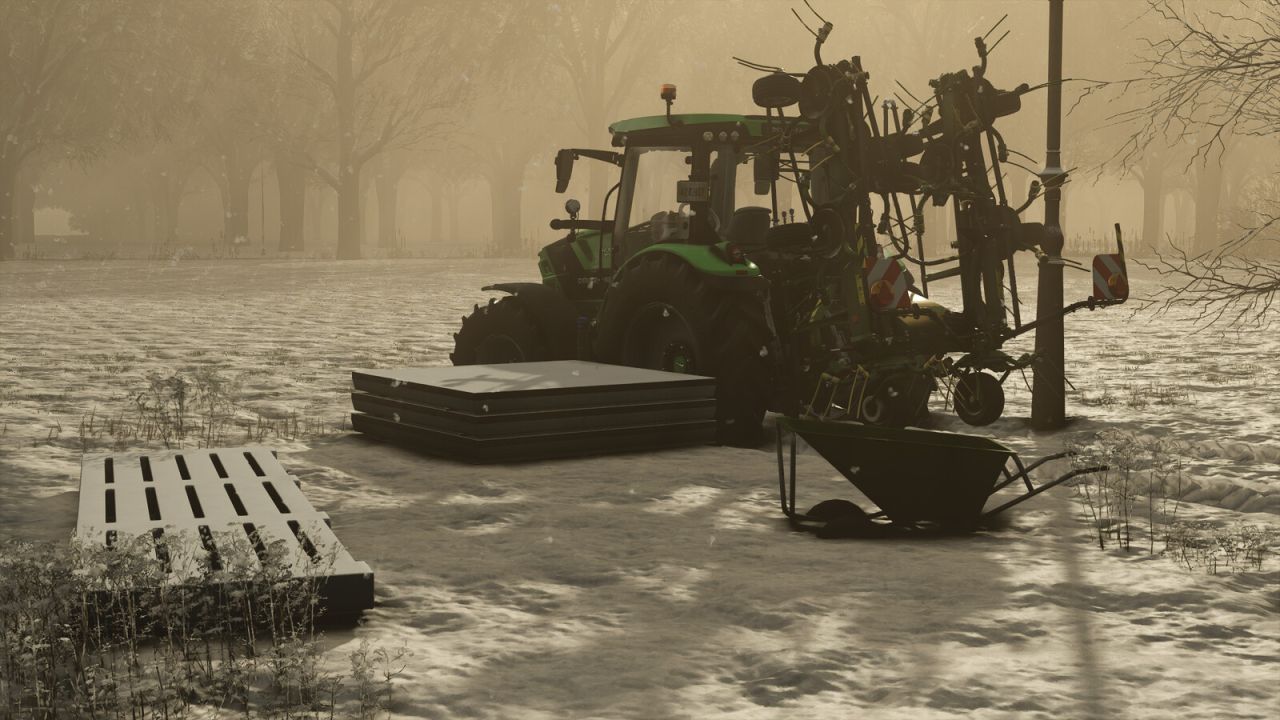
[775,417,1105,536]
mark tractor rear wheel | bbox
[451,297,547,365]
[595,253,775,447]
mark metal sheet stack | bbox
[350,361,717,462]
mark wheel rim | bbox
[860,393,886,424]
[661,340,694,373]
[623,302,700,374]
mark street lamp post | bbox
[1032,0,1067,430]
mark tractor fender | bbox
[617,244,768,291]
[481,282,580,359]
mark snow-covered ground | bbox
[1,257,1277,718]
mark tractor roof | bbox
[608,113,811,147]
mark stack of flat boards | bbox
[350,361,717,462]
[76,446,374,617]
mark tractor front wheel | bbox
[595,254,774,447]
[451,297,547,365]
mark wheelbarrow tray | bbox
[781,417,1012,525]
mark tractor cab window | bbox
[618,147,695,258]
[628,147,692,230]
[617,144,756,254]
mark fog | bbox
[1,0,1276,261]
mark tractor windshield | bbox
[628,148,691,226]
[615,145,749,242]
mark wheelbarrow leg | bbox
[783,425,793,515]
[775,425,802,519]
[776,424,788,514]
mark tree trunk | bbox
[1141,173,1164,257]
[134,188,153,250]
[930,202,950,258]
[15,180,35,250]
[584,100,609,214]
[225,164,252,252]
[336,167,361,259]
[1175,191,1193,249]
[276,151,306,252]
[429,182,443,246]
[375,164,404,249]
[150,168,187,250]
[1194,159,1223,254]
[0,162,17,259]
[447,181,461,248]
[333,6,361,260]
[488,166,524,256]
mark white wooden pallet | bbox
[76,446,374,616]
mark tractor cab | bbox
[541,108,819,305]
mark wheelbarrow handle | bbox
[992,450,1075,494]
[982,464,1107,520]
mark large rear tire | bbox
[595,254,775,447]
[451,296,547,365]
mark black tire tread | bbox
[451,296,548,365]
[595,254,775,446]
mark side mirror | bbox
[555,149,575,193]
[564,198,581,219]
[753,152,779,195]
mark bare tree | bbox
[287,0,467,259]
[1110,1,1279,163]
[0,0,161,259]
[1090,1,1280,327]
[547,0,663,211]
[178,2,283,253]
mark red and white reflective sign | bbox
[1092,252,1128,301]
[864,257,913,310]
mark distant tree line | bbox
[0,0,676,260]
[1,0,1275,269]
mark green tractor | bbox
[452,17,1128,446]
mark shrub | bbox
[1068,430,1187,552]
[0,537,405,719]
[1163,521,1278,574]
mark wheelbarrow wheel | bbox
[954,372,1005,426]
[806,499,873,538]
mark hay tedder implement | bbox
[444,4,1127,529]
